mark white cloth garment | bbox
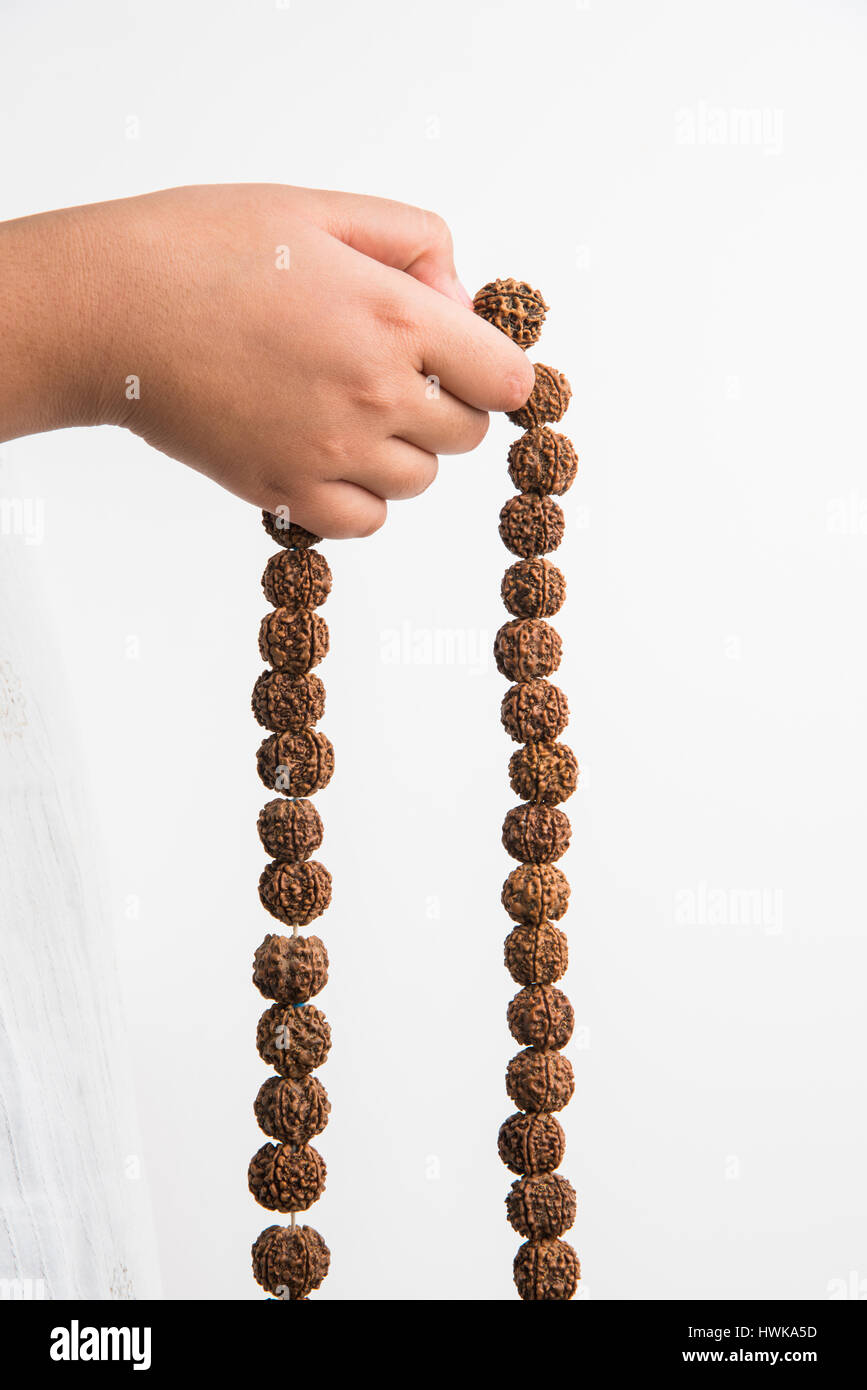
[0,526,160,1300]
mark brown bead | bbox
[508,428,578,496]
[504,922,569,986]
[508,985,574,1050]
[254,1074,330,1145]
[506,363,572,429]
[252,1223,330,1299]
[502,804,571,864]
[501,559,566,620]
[506,1174,577,1240]
[502,864,570,926]
[252,670,325,734]
[256,730,335,796]
[506,1048,574,1112]
[253,933,329,1004]
[472,278,548,349]
[501,680,569,744]
[257,798,323,862]
[498,1111,565,1175]
[494,619,561,682]
[259,608,329,675]
[514,1238,580,1301]
[256,1001,331,1078]
[499,494,565,559]
[262,548,332,613]
[509,740,578,806]
[248,1142,326,1213]
[261,510,321,550]
[259,860,332,927]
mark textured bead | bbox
[256,1001,331,1078]
[252,670,325,734]
[261,510,321,550]
[473,279,548,349]
[248,1142,326,1213]
[499,494,565,559]
[498,1111,565,1175]
[253,932,329,1004]
[502,864,570,926]
[251,1223,330,1299]
[494,619,561,682]
[256,730,335,797]
[254,1074,330,1145]
[509,740,578,806]
[501,680,569,744]
[501,559,566,620]
[504,922,569,986]
[259,608,329,675]
[502,805,571,865]
[506,363,572,430]
[259,860,332,927]
[262,549,332,613]
[506,1048,574,1112]
[506,1174,577,1240]
[513,1238,579,1301]
[508,985,574,1050]
[508,428,578,496]
[257,798,323,862]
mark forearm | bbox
[0,207,103,442]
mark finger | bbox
[395,376,489,456]
[288,482,387,540]
[348,438,439,502]
[305,188,472,307]
[390,271,535,415]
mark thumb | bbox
[306,190,473,308]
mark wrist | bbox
[0,205,110,442]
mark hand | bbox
[0,185,535,537]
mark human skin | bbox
[0,184,534,537]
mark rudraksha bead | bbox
[508,428,578,496]
[257,798,323,862]
[504,922,569,986]
[254,1074,330,1145]
[248,1142,326,1213]
[259,608,329,675]
[262,549,332,613]
[506,364,572,430]
[501,559,566,620]
[498,1111,565,1175]
[261,510,321,550]
[251,670,325,735]
[502,864,570,926]
[506,1048,575,1112]
[508,985,574,1050]
[509,740,578,805]
[501,680,569,744]
[506,1174,577,1241]
[251,1223,330,1299]
[473,278,548,349]
[494,619,561,682]
[253,932,329,1004]
[256,730,335,796]
[256,1002,331,1078]
[502,804,571,864]
[499,494,565,558]
[259,860,332,927]
[513,1238,579,1301]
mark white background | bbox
[2,0,866,1300]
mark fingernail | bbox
[454,277,474,309]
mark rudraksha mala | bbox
[474,277,581,1301]
[250,509,334,1300]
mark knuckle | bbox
[420,207,453,252]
